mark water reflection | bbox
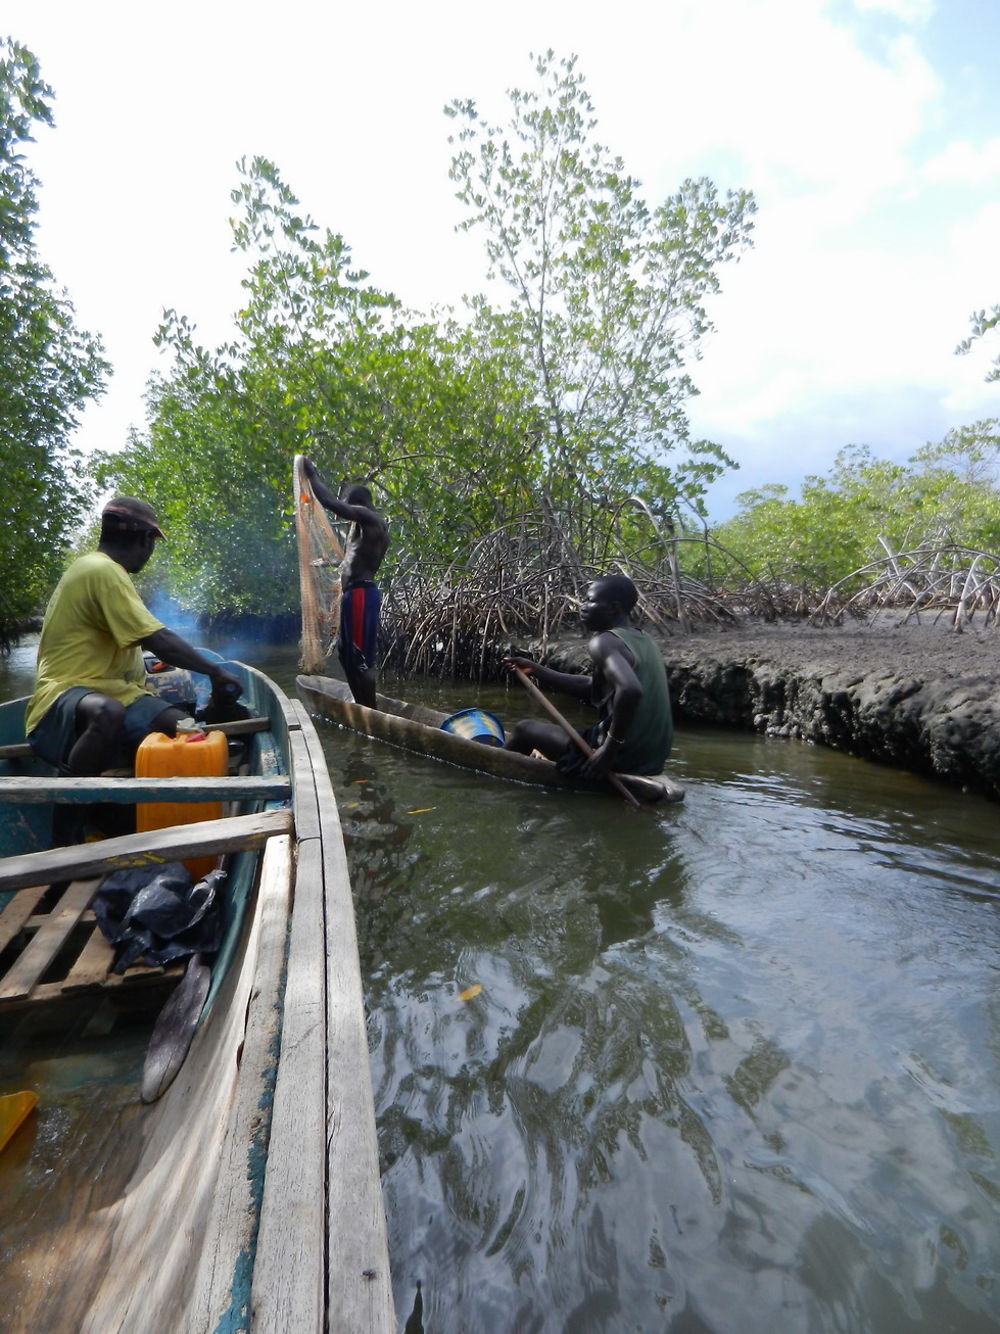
[317,706,1000,1333]
[3,641,999,1331]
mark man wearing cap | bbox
[25,496,243,777]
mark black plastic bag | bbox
[93,862,225,974]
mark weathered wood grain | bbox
[0,879,100,1000]
[0,883,48,952]
[297,702,396,1329]
[79,841,274,1333]
[251,833,328,1332]
[0,774,291,804]
[60,922,116,991]
[0,808,292,892]
[188,834,293,1328]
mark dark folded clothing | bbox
[92,862,225,973]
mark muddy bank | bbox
[541,616,1000,801]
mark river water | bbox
[2,639,998,1333]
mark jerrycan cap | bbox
[175,717,207,739]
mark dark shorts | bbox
[554,722,662,777]
[555,722,602,776]
[338,582,381,674]
[28,688,177,770]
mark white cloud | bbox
[593,3,938,205]
[920,138,1000,185]
[854,0,934,22]
[950,199,1000,261]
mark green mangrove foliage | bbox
[91,156,397,619]
[95,53,754,630]
[447,51,756,535]
[710,425,1000,595]
[957,303,1000,382]
[0,39,109,643]
[93,156,542,620]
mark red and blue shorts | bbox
[338,581,381,673]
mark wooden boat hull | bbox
[297,673,685,804]
[0,664,395,1332]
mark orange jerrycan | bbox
[135,729,229,880]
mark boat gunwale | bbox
[296,673,684,804]
[0,661,395,1332]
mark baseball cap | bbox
[102,496,165,539]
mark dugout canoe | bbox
[297,673,685,804]
[0,661,394,1333]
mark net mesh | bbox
[293,454,346,674]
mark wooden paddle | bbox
[512,666,642,808]
[141,950,211,1103]
[141,850,233,1102]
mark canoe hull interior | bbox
[296,673,685,804]
[0,661,396,1332]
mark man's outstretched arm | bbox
[502,656,593,701]
[303,458,367,523]
[142,628,243,698]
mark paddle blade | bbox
[0,1090,38,1154]
[141,953,210,1104]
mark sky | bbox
[5,0,1000,519]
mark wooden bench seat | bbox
[0,775,291,804]
[0,808,293,894]
[0,880,184,1008]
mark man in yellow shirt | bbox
[27,496,242,776]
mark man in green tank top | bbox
[503,574,673,778]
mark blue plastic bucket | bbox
[440,708,506,747]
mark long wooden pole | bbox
[512,666,642,808]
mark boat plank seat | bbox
[0,895,179,1008]
[60,920,121,991]
[0,884,48,953]
[0,775,291,804]
[0,807,293,894]
[0,878,101,1001]
[0,714,274,762]
[20,966,179,1006]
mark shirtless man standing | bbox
[303,459,389,708]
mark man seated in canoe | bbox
[302,458,390,709]
[25,496,243,778]
[503,574,673,779]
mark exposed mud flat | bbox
[542,614,1000,800]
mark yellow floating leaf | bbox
[0,1091,38,1154]
[459,983,483,1002]
[407,807,436,814]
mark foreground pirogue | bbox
[0,659,395,1333]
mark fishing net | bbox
[293,454,346,674]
